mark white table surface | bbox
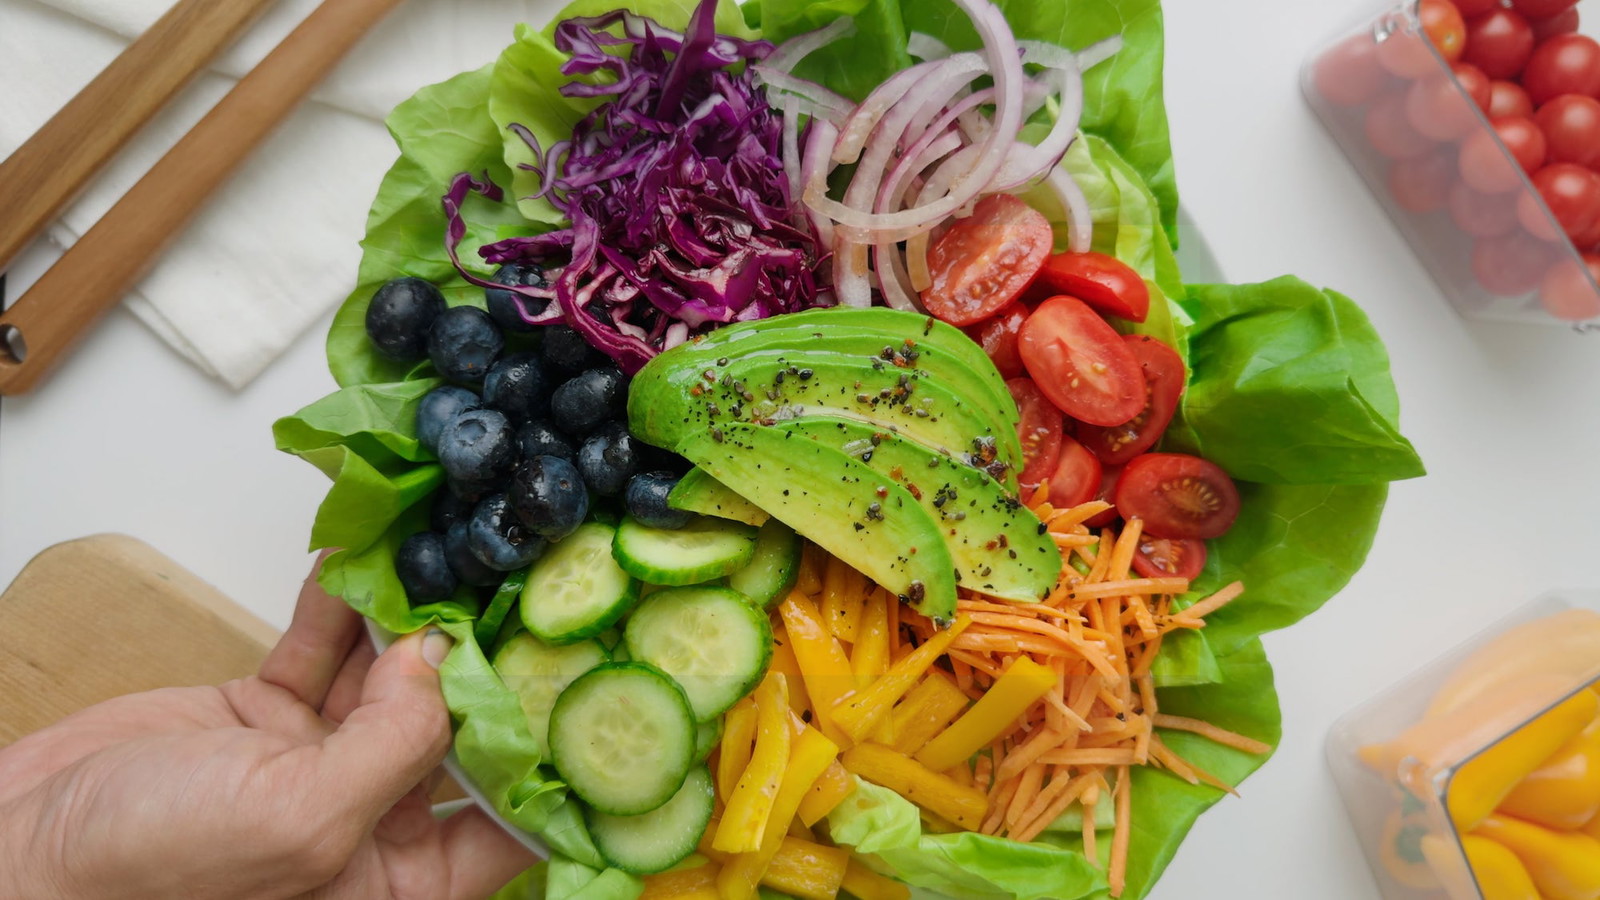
[4,1,1599,897]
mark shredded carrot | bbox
[1109,766,1132,897]
[1152,714,1272,755]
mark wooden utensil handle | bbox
[0,0,405,395]
[0,0,281,275]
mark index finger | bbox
[258,551,363,711]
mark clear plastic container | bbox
[1303,2,1600,330]
[1327,591,1600,899]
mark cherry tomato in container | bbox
[1452,0,1501,17]
[1314,34,1392,107]
[1367,93,1439,160]
[1007,378,1063,489]
[921,193,1051,326]
[1390,149,1461,213]
[1530,7,1581,42]
[1511,0,1579,19]
[966,304,1028,379]
[1406,71,1485,140]
[1571,213,1600,252]
[1463,9,1537,80]
[1473,230,1559,295]
[1048,436,1103,509]
[1487,80,1536,118]
[1449,181,1522,237]
[1028,251,1150,322]
[1535,95,1600,169]
[1381,0,1467,75]
[1517,163,1600,241]
[1017,296,1145,427]
[1538,252,1600,321]
[1522,35,1600,106]
[1131,535,1207,581]
[1113,454,1241,541]
[1084,465,1123,529]
[1460,117,1547,193]
[1077,335,1185,466]
[1452,63,1494,113]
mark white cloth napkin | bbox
[0,0,559,388]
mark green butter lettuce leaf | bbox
[1149,627,1221,688]
[825,779,923,853]
[544,856,643,900]
[746,0,912,102]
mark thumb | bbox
[318,627,455,825]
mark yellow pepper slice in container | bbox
[1499,715,1600,831]
[1475,814,1600,900]
[1457,835,1541,900]
[1448,687,1599,833]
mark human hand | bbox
[0,556,536,900]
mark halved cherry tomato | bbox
[1028,251,1151,322]
[1132,535,1208,581]
[1113,453,1241,540]
[1018,296,1145,427]
[1084,463,1123,528]
[1048,436,1103,509]
[1077,335,1185,466]
[966,304,1028,378]
[922,193,1052,326]
[1007,378,1063,489]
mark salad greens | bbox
[275,0,1425,898]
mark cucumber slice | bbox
[521,522,639,645]
[492,632,609,760]
[587,767,715,874]
[612,515,758,586]
[549,662,697,815]
[624,587,773,721]
[693,716,723,764]
[668,468,770,527]
[725,520,801,608]
[474,568,529,649]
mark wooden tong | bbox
[0,0,405,394]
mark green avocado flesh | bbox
[667,468,770,527]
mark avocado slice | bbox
[676,421,958,622]
[770,417,1060,602]
[667,467,770,527]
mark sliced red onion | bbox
[800,118,839,249]
[763,16,856,72]
[996,62,1083,189]
[1047,166,1093,254]
[1019,35,1122,71]
[781,95,801,205]
[832,60,939,164]
[833,233,872,307]
[873,239,920,311]
[907,32,953,61]
[752,67,855,121]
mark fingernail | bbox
[422,628,453,669]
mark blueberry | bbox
[447,476,494,504]
[468,493,545,571]
[515,419,576,466]
[430,490,474,532]
[395,532,456,602]
[542,324,604,377]
[510,455,590,541]
[624,471,692,529]
[416,385,480,455]
[577,421,639,497]
[483,353,548,421]
[438,408,515,486]
[429,305,504,384]
[485,263,546,333]
[551,367,628,437]
[445,521,503,587]
[366,278,447,362]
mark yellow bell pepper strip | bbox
[796,761,856,827]
[717,697,759,804]
[831,616,971,743]
[822,555,867,643]
[1585,810,1600,842]
[851,590,891,686]
[778,592,855,746]
[1499,716,1600,831]
[641,862,722,900]
[796,543,825,596]
[1428,609,1600,717]
[840,742,988,830]
[842,861,911,900]
[718,725,840,900]
[698,824,849,900]
[769,627,814,718]
[915,657,1058,773]
[715,673,792,853]
[878,672,970,756]
[1426,834,1541,900]
[1449,687,1599,832]
[1475,814,1600,900]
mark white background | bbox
[3,1,1599,898]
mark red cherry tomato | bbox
[1530,7,1581,41]
[1113,454,1241,541]
[1420,0,1469,62]
[922,193,1051,326]
[1518,163,1600,241]
[1367,93,1439,159]
[1449,181,1522,237]
[1473,230,1559,295]
[1452,63,1494,113]
[1487,80,1536,118]
[1028,252,1150,323]
[1451,0,1501,17]
[1538,253,1600,321]
[1018,296,1145,427]
[1511,0,1578,19]
[1007,378,1063,489]
[1083,464,1123,529]
[1522,35,1600,106]
[1313,34,1391,107]
[1406,71,1484,140]
[1077,336,1185,467]
[1463,9,1537,80]
[1460,116,1547,193]
[967,304,1028,379]
[1131,535,1208,581]
[1047,436,1103,509]
[1535,94,1600,169]
[1390,149,1461,214]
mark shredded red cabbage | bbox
[446,0,826,372]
